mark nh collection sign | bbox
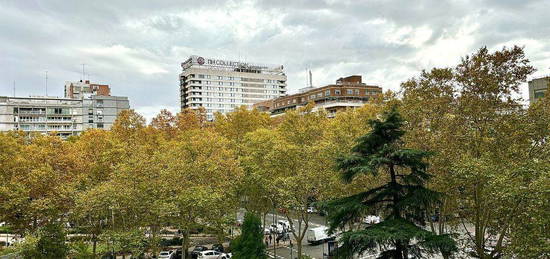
[181,56,283,72]
[201,57,268,70]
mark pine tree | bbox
[326,107,457,259]
[231,212,267,259]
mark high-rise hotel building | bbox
[180,55,287,120]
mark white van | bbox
[306,226,335,244]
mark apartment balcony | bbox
[18,110,46,115]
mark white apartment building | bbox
[180,55,287,120]
[0,80,130,138]
[0,96,84,138]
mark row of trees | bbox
[0,46,548,258]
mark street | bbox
[260,212,328,259]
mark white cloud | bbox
[1,0,549,121]
[77,45,169,75]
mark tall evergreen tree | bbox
[231,212,267,259]
[326,107,456,259]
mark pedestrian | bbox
[269,234,272,244]
[276,237,280,246]
[265,236,269,247]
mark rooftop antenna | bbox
[81,64,86,81]
[45,70,48,96]
[305,69,308,87]
[309,69,313,87]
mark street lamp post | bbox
[273,207,277,258]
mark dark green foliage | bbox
[230,212,267,259]
[326,107,457,259]
[20,223,69,259]
[160,236,182,247]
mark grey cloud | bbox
[1,0,549,119]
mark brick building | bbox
[253,75,382,117]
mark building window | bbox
[97,123,104,129]
[317,93,322,98]
[325,90,330,96]
[355,89,360,95]
[335,90,341,95]
[534,89,546,99]
[198,74,205,78]
[218,81,223,85]
[347,89,353,95]
[218,76,223,80]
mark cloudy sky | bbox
[1,0,549,119]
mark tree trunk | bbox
[181,228,190,259]
[389,164,406,259]
[92,233,97,258]
[152,225,159,259]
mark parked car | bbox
[158,250,174,259]
[307,206,317,213]
[212,243,224,252]
[218,252,232,259]
[197,250,222,259]
[307,226,336,245]
[191,246,209,259]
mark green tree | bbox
[0,134,79,234]
[162,130,242,259]
[326,108,456,259]
[399,46,545,258]
[241,105,335,258]
[18,223,69,259]
[231,212,267,259]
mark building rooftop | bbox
[181,55,285,75]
